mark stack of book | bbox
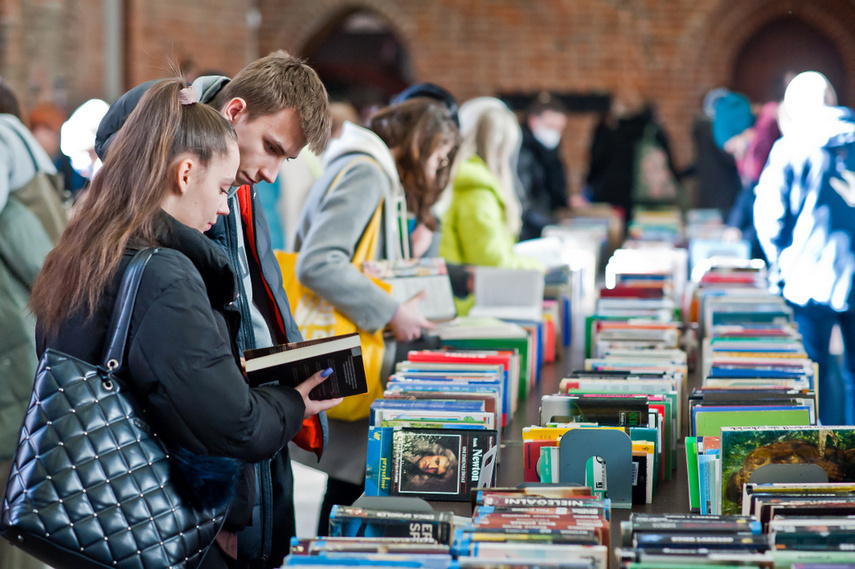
[453,486,610,569]
[616,513,772,568]
[626,207,684,244]
[364,349,509,502]
[284,535,452,568]
[743,480,855,564]
[680,260,827,517]
[434,316,542,404]
[521,419,657,505]
[685,208,725,240]
[687,258,769,327]
[517,244,688,508]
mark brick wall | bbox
[124,0,251,87]
[260,0,855,195]
[0,0,250,114]
[2,0,854,196]
[0,0,105,115]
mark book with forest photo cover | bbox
[720,426,855,515]
[243,332,367,400]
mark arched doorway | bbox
[302,9,414,114]
[731,15,848,104]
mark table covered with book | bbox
[282,208,855,569]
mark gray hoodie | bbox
[293,122,409,332]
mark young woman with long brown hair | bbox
[290,96,460,535]
[29,78,340,569]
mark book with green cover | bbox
[693,406,812,438]
[684,436,700,512]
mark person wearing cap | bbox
[691,88,744,216]
[754,71,855,425]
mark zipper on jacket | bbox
[227,194,275,564]
[224,202,254,353]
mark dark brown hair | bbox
[31,78,237,333]
[368,98,460,230]
[214,50,332,154]
[527,91,567,117]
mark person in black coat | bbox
[29,78,341,569]
[95,52,334,568]
[586,101,679,224]
[517,92,569,241]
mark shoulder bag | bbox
[276,157,393,422]
[7,126,69,245]
[0,248,227,569]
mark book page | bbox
[388,275,456,322]
[471,267,544,322]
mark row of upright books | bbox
[684,261,820,518]
[617,508,855,567]
[521,238,690,512]
[363,347,508,502]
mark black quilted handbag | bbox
[0,248,227,569]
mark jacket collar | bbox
[153,210,237,307]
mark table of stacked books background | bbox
[430,359,691,525]
[302,207,851,569]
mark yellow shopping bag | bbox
[276,158,392,421]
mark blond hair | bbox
[459,98,523,236]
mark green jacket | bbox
[0,198,52,460]
[440,156,543,314]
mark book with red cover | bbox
[407,349,518,417]
[599,285,665,299]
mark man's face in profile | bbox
[224,101,307,187]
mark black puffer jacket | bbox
[517,124,568,241]
[35,213,306,528]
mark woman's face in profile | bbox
[418,454,450,475]
[423,140,454,189]
[172,140,239,232]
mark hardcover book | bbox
[244,332,367,400]
[327,506,453,543]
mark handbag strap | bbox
[323,155,386,265]
[352,195,384,266]
[100,247,159,371]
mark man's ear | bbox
[221,97,248,124]
[175,157,194,194]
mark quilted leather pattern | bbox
[1,351,225,569]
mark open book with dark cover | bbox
[243,332,368,400]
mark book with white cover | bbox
[468,267,544,323]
